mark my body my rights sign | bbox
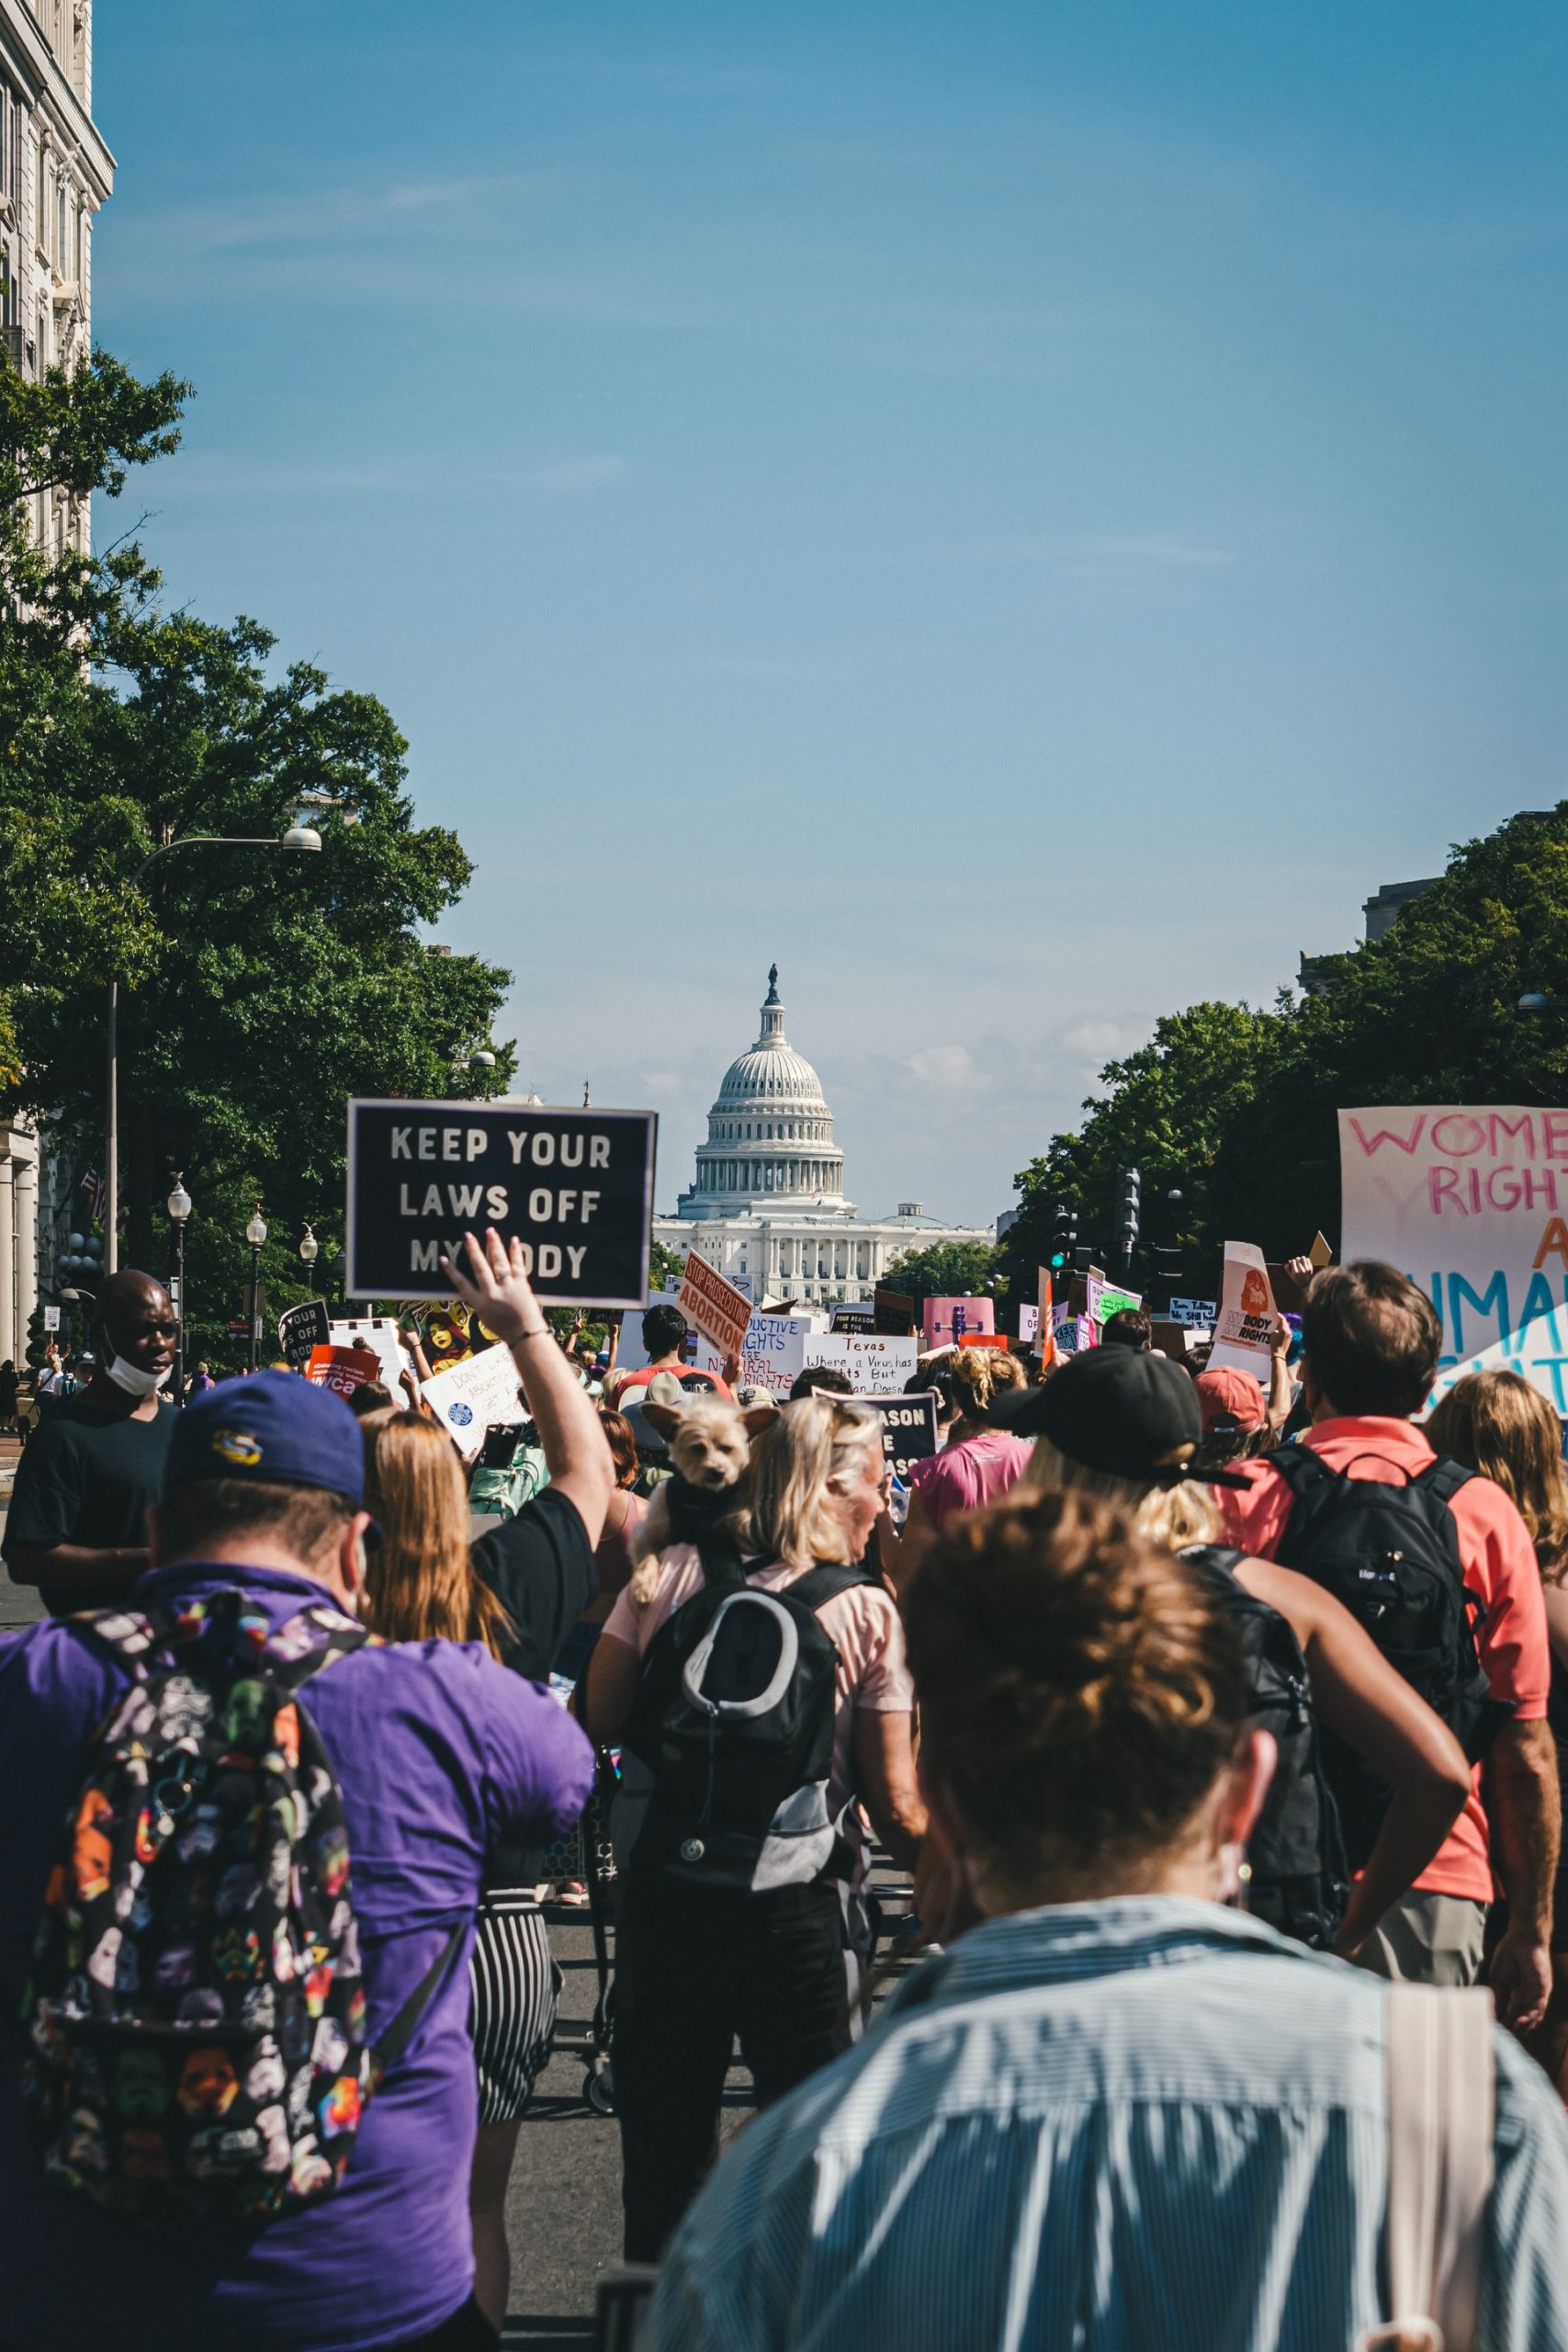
[345,1099,657,1306]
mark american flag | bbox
[79,1167,107,1225]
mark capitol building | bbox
[654,968,990,1306]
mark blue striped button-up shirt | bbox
[649,1897,1568,2351]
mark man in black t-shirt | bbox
[3,1272,178,1612]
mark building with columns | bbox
[0,2,112,1362]
[654,969,991,1306]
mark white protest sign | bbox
[1339,1103,1568,1409]
[1168,1296,1218,1328]
[42,1306,61,1331]
[1018,1303,1040,1343]
[420,1340,528,1462]
[738,1313,811,1396]
[1206,1243,1278,1385]
[331,1316,415,1400]
[800,1333,920,1396]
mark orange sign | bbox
[305,1344,382,1400]
[678,1252,752,1359]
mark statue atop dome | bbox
[764,962,780,1005]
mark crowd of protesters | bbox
[3,1235,1568,2348]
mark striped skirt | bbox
[468,1892,561,2126]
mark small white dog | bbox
[627,1394,775,1603]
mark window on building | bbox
[56,182,67,274]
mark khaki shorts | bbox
[1353,1889,1487,1986]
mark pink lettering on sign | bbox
[1347,1114,1427,1158]
[1429,1114,1488,1158]
[1545,1113,1568,1159]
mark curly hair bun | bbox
[903,1490,1251,1880]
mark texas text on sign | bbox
[345,1100,657,1306]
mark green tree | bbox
[1,347,513,1352]
[649,1238,685,1295]
[882,1238,1003,1304]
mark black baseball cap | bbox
[986,1345,1247,1487]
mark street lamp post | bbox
[105,826,321,1275]
[167,1172,192,1403]
[299,1223,319,1295]
[245,1204,267,1372]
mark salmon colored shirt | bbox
[908,1430,1035,1531]
[1220,1417,1551,1904]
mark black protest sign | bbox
[277,1297,331,1368]
[865,1392,941,1481]
[830,1307,875,1335]
[874,1286,917,1337]
[346,1100,658,1306]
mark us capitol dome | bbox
[655,967,990,1306]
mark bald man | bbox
[3,1271,179,1611]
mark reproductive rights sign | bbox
[1339,1104,1568,1409]
[346,1100,657,1306]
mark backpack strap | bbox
[1414,1455,1475,1510]
[784,1564,877,1615]
[695,1526,749,1596]
[1357,1984,1494,2352]
[367,1922,467,2089]
[1269,1442,1338,1500]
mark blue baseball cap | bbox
[164,1368,366,1508]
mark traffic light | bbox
[1113,1167,1142,1261]
[1048,1204,1077,1272]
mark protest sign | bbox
[738,1312,812,1396]
[1018,1303,1040,1342]
[865,1392,941,1481]
[921,1295,994,1350]
[1087,1278,1142,1328]
[956,1332,1009,1350]
[678,1252,752,1360]
[277,1298,331,1369]
[346,1099,656,1306]
[1338,1102,1568,1408]
[420,1340,529,1463]
[1168,1296,1218,1328]
[331,1315,414,1398]
[874,1287,917,1337]
[1309,1230,1335,1270]
[831,1306,876,1334]
[1150,1319,1193,1362]
[305,1343,382,1402]
[801,1334,920,1396]
[1035,1269,1056,1366]
[1206,1243,1278,1384]
[42,1306,60,1332]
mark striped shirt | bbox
[649,1896,1568,2352]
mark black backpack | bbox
[1269,1443,1506,1868]
[20,1593,457,2226]
[615,1533,872,1895]
[1181,1545,1349,1950]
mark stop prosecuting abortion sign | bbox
[345,1099,658,1306]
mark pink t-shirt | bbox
[908,1430,1034,1530]
[602,1542,914,1827]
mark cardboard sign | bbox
[1267,1261,1313,1316]
[921,1295,994,1351]
[1168,1296,1218,1328]
[420,1340,529,1463]
[1309,1230,1335,1271]
[678,1252,753,1360]
[865,1392,941,1481]
[1087,1277,1143,1329]
[1338,1102,1568,1409]
[874,1287,917,1338]
[800,1334,920,1396]
[1150,1319,1194,1362]
[1206,1242,1278,1384]
[345,1099,657,1306]
[305,1343,382,1401]
[737,1313,813,1397]
[277,1298,331,1370]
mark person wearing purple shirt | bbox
[0,1367,594,2352]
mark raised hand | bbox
[439,1229,547,1346]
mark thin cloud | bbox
[165,454,626,499]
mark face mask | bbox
[102,1353,172,1399]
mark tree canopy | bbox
[999,808,1568,1302]
[2,347,513,1362]
[882,1238,1003,1304]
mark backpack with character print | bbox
[20,1591,458,2226]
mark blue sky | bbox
[94,2,1568,1226]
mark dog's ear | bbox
[740,1407,777,1438]
[641,1401,682,1441]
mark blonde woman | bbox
[361,1409,555,2334]
[585,1392,927,2261]
[989,1345,1472,1963]
[1428,1368,1568,2093]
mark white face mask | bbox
[103,1353,172,1399]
